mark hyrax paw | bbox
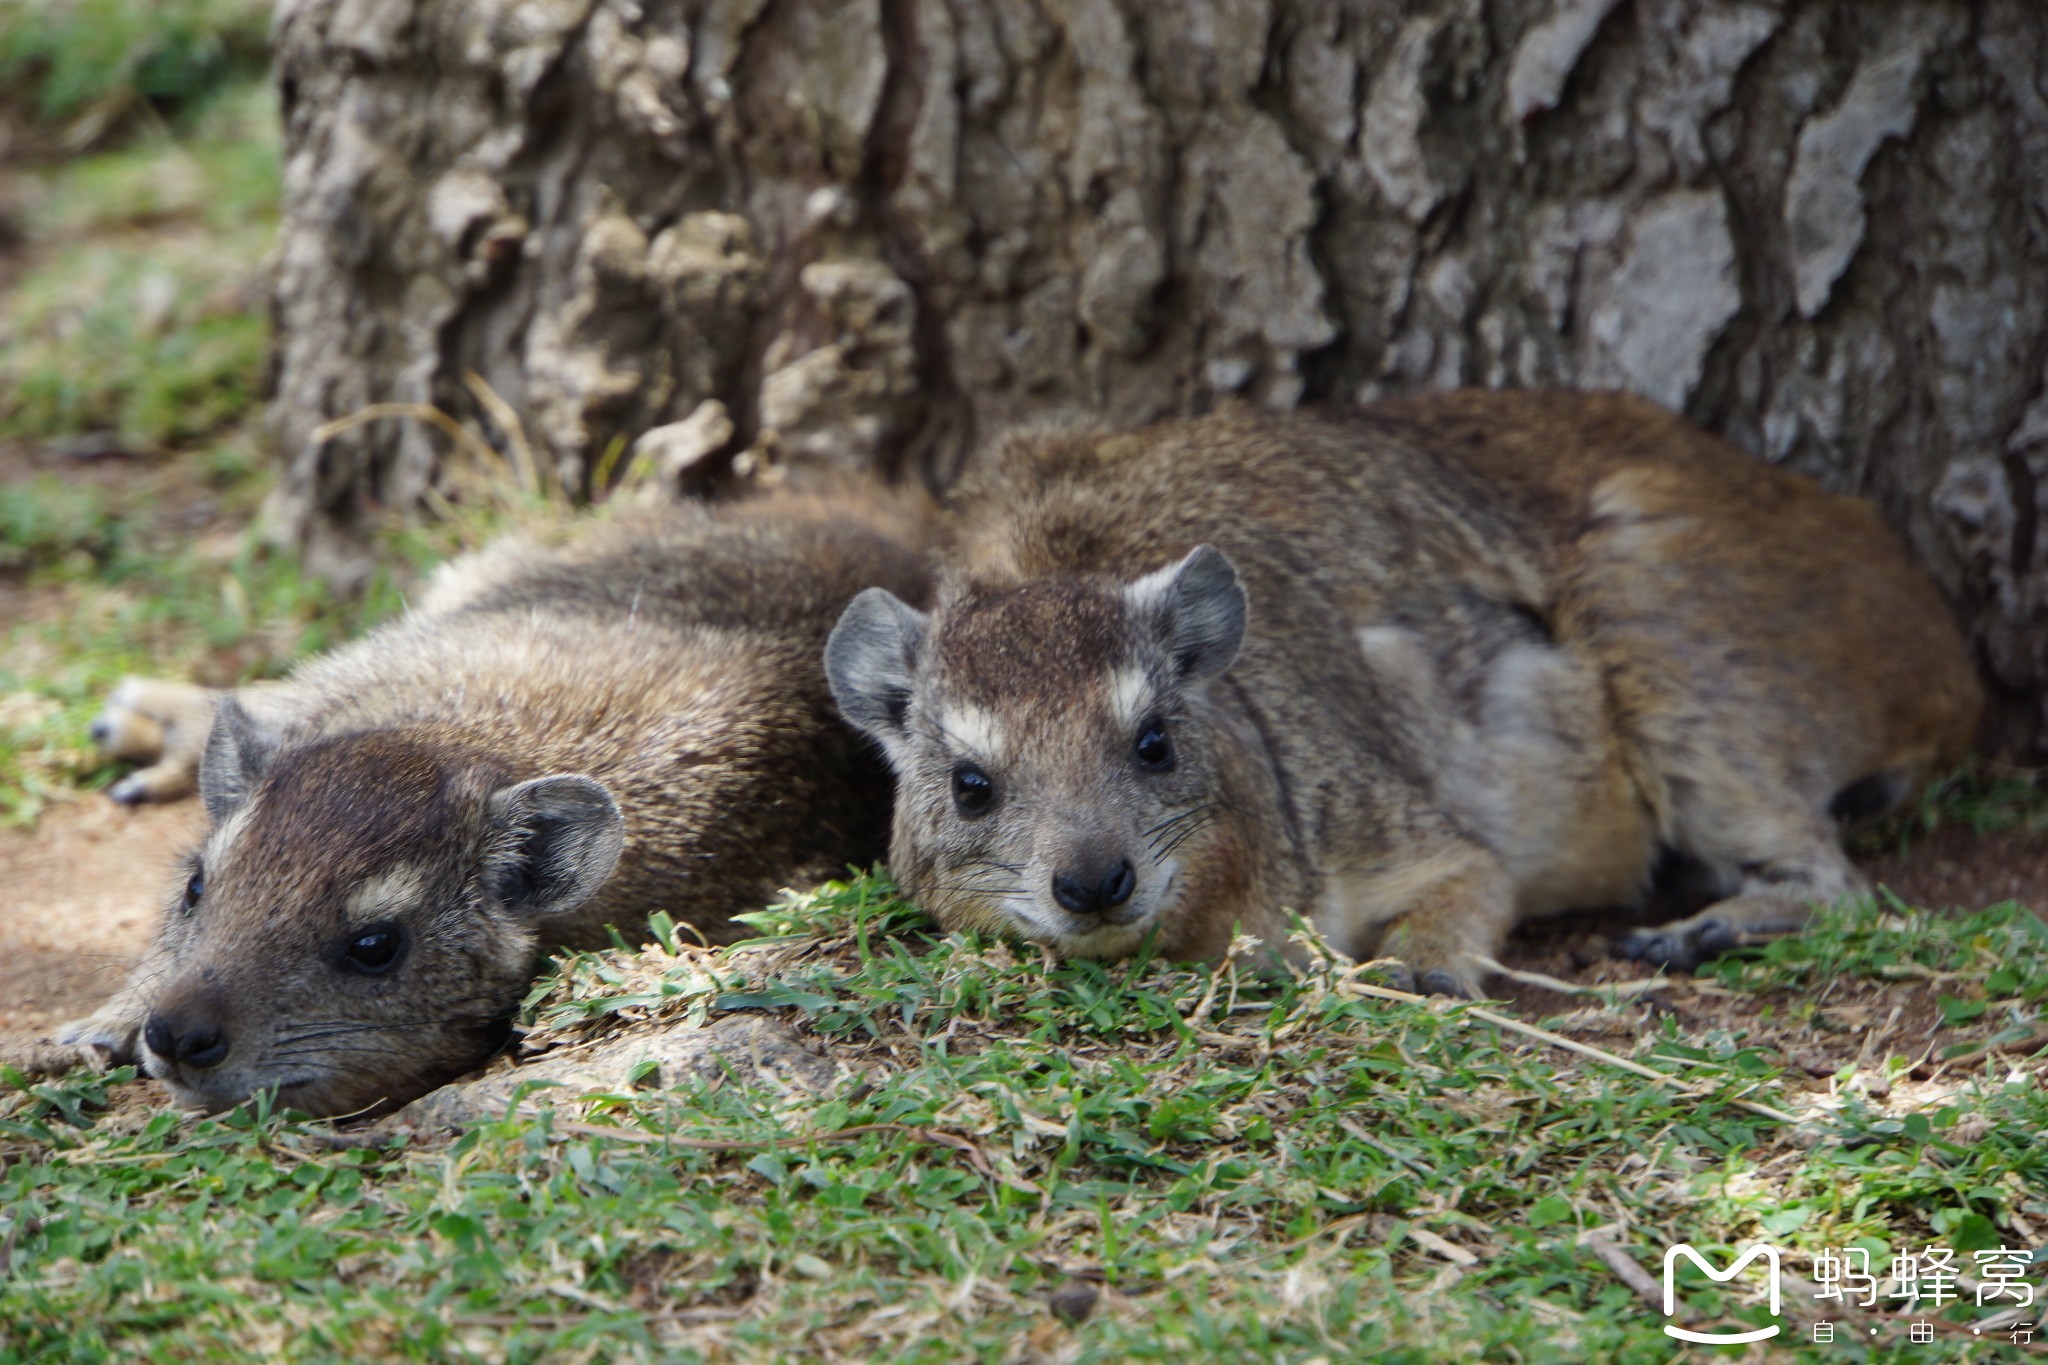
[53,1014,140,1068]
[1376,925,1490,999]
[1416,966,1481,1000]
[1,1039,106,1079]
[1618,918,1741,973]
[107,774,151,806]
[1376,956,1483,999]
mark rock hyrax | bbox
[826,391,1979,993]
[61,491,932,1115]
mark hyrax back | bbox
[827,391,1978,993]
[64,492,932,1116]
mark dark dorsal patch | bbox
[231,732,475,905]
[934,579,1133,705]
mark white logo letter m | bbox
[1662,1243,1783,1344]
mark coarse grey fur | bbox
[828,390,1981,994]
[60,492,932,1115]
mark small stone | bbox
[1048,1279,1100,1325]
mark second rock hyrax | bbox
[61,491,932,1115]
[826,390,1980,994]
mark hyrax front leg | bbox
[51,935,173,1068]
[1620,825,1858,973]
[1330,841,1519,999]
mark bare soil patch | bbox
[1860,822,2048,912]
[0,796,205,1053]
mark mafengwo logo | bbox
[1663,1243,1783,1345]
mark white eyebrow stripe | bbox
[205,802,257,860]
[1109,667,1152,730]
[346,866,428,919]
[940,702,1007,761]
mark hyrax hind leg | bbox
[1574,453,1976,972]
[1618,798,1863,972]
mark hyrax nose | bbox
[88,718,112,745]
[143,1011,230,1070]
[1051,857,1137,916]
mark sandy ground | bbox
[0,797,206,1053]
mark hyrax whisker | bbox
[267,1043,415,1063]
[267,1030,417,1052]
[932,885,1029,906]
[1144,802,1221,848]
[270,1015,499,1042]
[934,876,1028,901]
[1152,817,1219,864]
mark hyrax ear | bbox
[484,774,625,918]
[198,695,278,822]
[1127,545,1247,683]
[825,587,929,753]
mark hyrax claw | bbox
[51,983,148,1068]
[829,391,1977,989]
[1618,926,1704,973]
[1417,968,1481,1001]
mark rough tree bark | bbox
[267,0,2048,747]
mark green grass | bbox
[4,880,2043,1362]
[1856,765,2048,860]
[0,55,466,823]
[0,462,551,822]
[0,79,278,447]
[0,0,271,127]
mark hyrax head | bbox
[141,700,625,1117]
[827,546,1249,959]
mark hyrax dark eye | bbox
[341,923,405,976]
[952,764,995,817]
[1134,716,1173,770]
[181,866,204,915]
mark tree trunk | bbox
[267,0,2048,748]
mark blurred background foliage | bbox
[0,0,530,822]
[0,0,270,128]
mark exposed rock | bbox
[397,1014,840,1129]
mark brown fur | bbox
[828,390,1979,993]
[61,490,933,1115]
